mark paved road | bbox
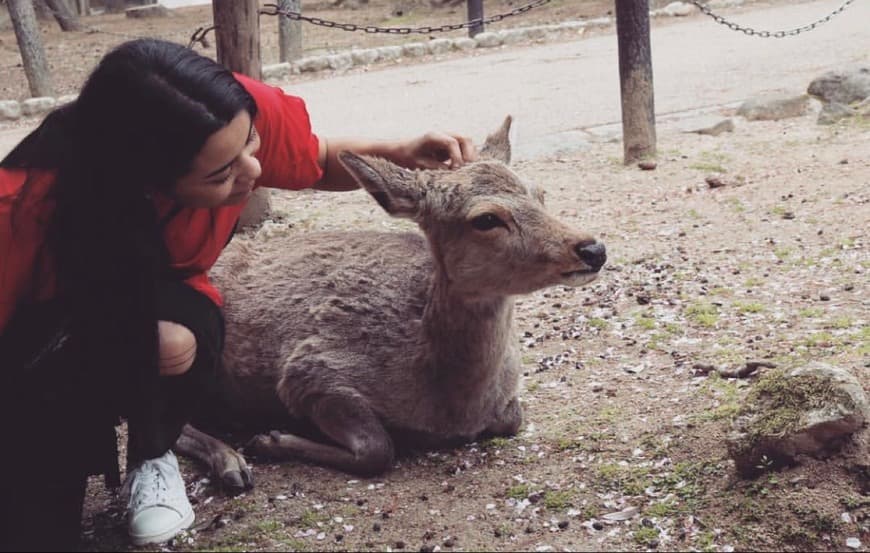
[1,0,868,159]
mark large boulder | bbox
[736,94,811,121]
[807,65,870,105]
[727,363,868,478]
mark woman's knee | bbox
[157,321,197,376]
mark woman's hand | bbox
[395,132,478,170]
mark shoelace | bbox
[124,455,186,511]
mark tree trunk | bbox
[7,0,55,98]
[33,0,53,20]
[213,0,271,229]
[45,0,83,31]
[278,0,302,63]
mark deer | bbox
[174,117,607,492]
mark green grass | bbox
[733,301,766,314]
[543,490,574,510]
[506,484,531,500]
[686,302,720,327]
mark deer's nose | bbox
[575,241,607,272]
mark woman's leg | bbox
[124,281,224,546]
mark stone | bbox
[474,32,503,48]
[453,38,477,51]
[125,4,170,18]
[498,29,527,45]
[727,363,868,477]
[0,100,21,120]
[736,94,811,121]
[663,1,695,16]
[427,38,453,55]
[376,46,404,62]
[297,56,329,73]
[818,102,858,125]
[350,49,379,65]
[326,53,354,71]
[56,94,78,106]
[808,66,870,105]
[401,42,429,58]
[689,118,735,136]
[262,63,292,80]
[21,96,56,117]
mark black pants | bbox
[0,281,224,552]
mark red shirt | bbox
[0,75,322,333]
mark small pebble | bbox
[820,294,831,301]
[638,161,657,171]
[592,521,604,531]
[395,540,406,549]
[372,523,381,532]
[443,537,455,547]
[846,537,861,549]
[557,520,569,529]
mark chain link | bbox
[688,0,858,38]
[260,0,551,35]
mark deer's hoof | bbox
[221,469,254,495]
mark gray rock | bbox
[0,100,21,120]
[56,94,77,106]
[663,1,695,16]
[474,32,503,48]
[402,42,429,58]
[736,94,810,121]
[262,62,292,80]
[125,4,170,18]
[453,38,477,51]
[376,46,404,62]
[297,56,329,73]
[807,66,870,104]
[351,49,379,66]
[428,38,453,55]
[727,363,868,477]
[498,29,527,45]
[687,118,735,136]
[21,96,56,117]
[326,53,354,71]
[818,102,857,125]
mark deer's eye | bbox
[470,213,507,231]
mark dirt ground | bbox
[1,1,867,552]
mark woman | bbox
[0,38,476,551]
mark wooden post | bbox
[7,0,54,98]
[213,0,270,228]
[615,0,656,164]
[467,0,484,38]
[213,0,262,79]
[278,0,303,63]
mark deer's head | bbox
[338,117,606,298]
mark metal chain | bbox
[260,0,552,35]
[687,0,858,38]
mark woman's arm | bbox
[313,133,477,192]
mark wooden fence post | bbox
[278,0,303,63]
[7,0,54,98]
[467,0,484,38]
[213,0,270,228]
[615,0,656,164]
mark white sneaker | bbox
[124,450,195,546]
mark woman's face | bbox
[173,110,262,208]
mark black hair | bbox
[2,38,257,454]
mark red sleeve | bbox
[0,169,54,334]
[235,74,323,191]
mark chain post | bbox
[467,0,484,38]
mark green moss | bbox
[739,369,855,440]
[635,313,657,330]
[733,301,766,314]
[588,318,610,330]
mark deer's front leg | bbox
[483,397,523,438]
[246,393,395,477]
[174,423,254,494]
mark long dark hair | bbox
[2,39,256,453]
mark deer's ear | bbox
[338,151,422,218]
[479,115,512,164]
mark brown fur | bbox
[175,117,606,488]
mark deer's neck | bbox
[422,279,515,380]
